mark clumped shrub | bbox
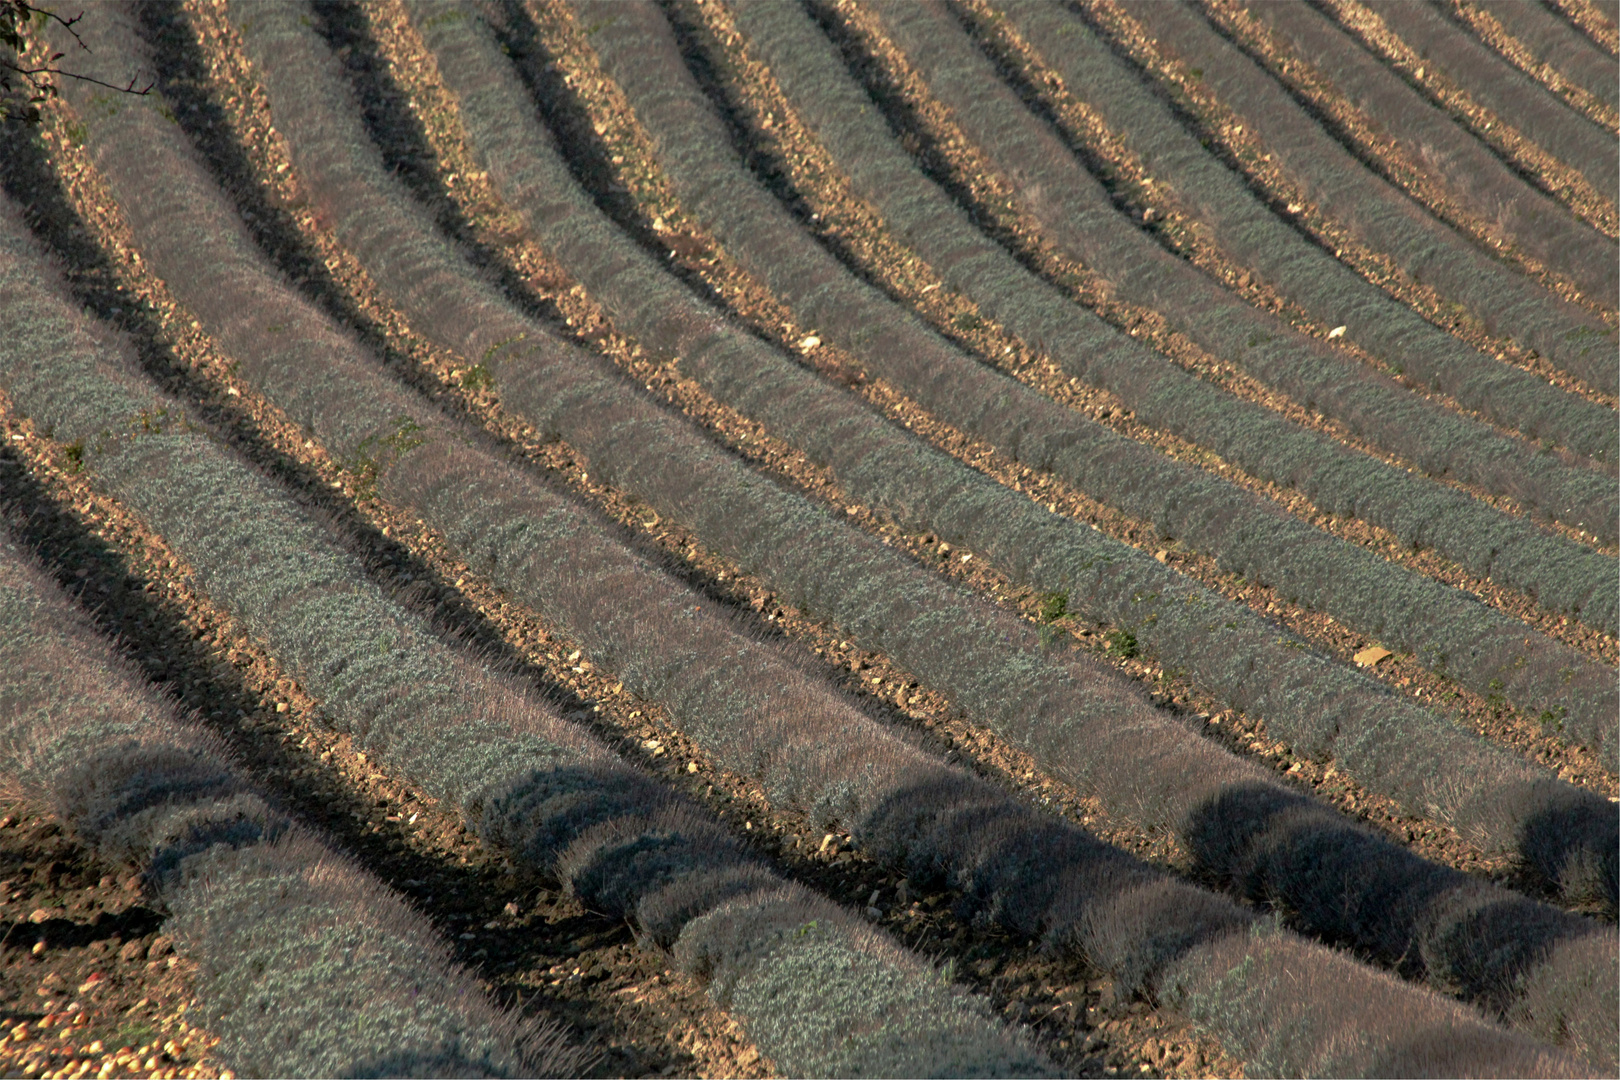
[0,525,586,1079]
[1104,628,1138,658]
[32,4,1605,1073]
[1,145,1042,1074]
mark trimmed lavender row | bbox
[718,0,1620,610]
[1364,0,1618,211]
[990,0,1620,430]
[52,17,1610,1071]
[1115,0,1618,388]
[1485,0,1620,114]
[1244,0,1615,302]
[605,0,1620,854]
[535,0,1620,830]
[0,507,580,1078]
[596,0,1619,740]
[198,0,1620,1049]
[1,165,1043,1078]
[865,0,1616,528]
[323,0,1620,910]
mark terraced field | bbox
[0,0,1614,1076]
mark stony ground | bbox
[0,0,1615,1076]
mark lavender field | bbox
[0,0,1615,1076]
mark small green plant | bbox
[1104,628,1138,658]
[346,416,426,498]
[1485,677,1506,717]
[114,1021,157,1049]
[482,333,526,365]
[1036,591,1068,623]
[420,7,466,28]
[62,440,84,472]
[951,312,985,333]
[1538,706,1567,734]
[460,364,494,391]
[131,406,169,434]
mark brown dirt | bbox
[1082,0,1620,398]
[1198,0,1611,301]
[0,803,228,1080]
[1319,0,1618,238]
[1450,0,1620,132]
[1,0,1613,1075]
[1547,0,1620,55]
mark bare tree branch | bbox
[1,0,150,123]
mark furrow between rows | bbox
[12,0,1617,1071]
[532,0,1620,818]
[1332,0,1618,226]
[1224,0,1617,297]
[13,30,1484,1073]
[972,0,1619,445]
[641,0,1620,861]
[705,0,1620,618]
[1461,0,1620,123]
[2,149,1048,1077]
[119,0,1620,1055]
[1094,0,1619,389]
[854,0,1618,486]
[0,509,587,1079]
[611,0,1614,674]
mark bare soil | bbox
[0,0,1614,1076]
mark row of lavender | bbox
[232,0,1615,1067]
[1,0,1610,1074]
[0,192,1045,1077]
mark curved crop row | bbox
[0,166,1045,1079]
[497,0,1620,836]
[230,0,1612,910]
[1358,0,1618,214]
[149,0,1620,1050]
[570,0,1620,740]
[1241,0,1617,301]
[628,0,1620,786]
[712,0,1620,593]
[829,0,1620,650]
[0,483,579,1078]
[1110,0,1618,385]
[1477,0,1620,117]
[16,0,1616,1069]
[987,0,1620,444]
[862,0,1618,497]
[29,49,1601,1070]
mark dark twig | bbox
[1,1,150,123]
